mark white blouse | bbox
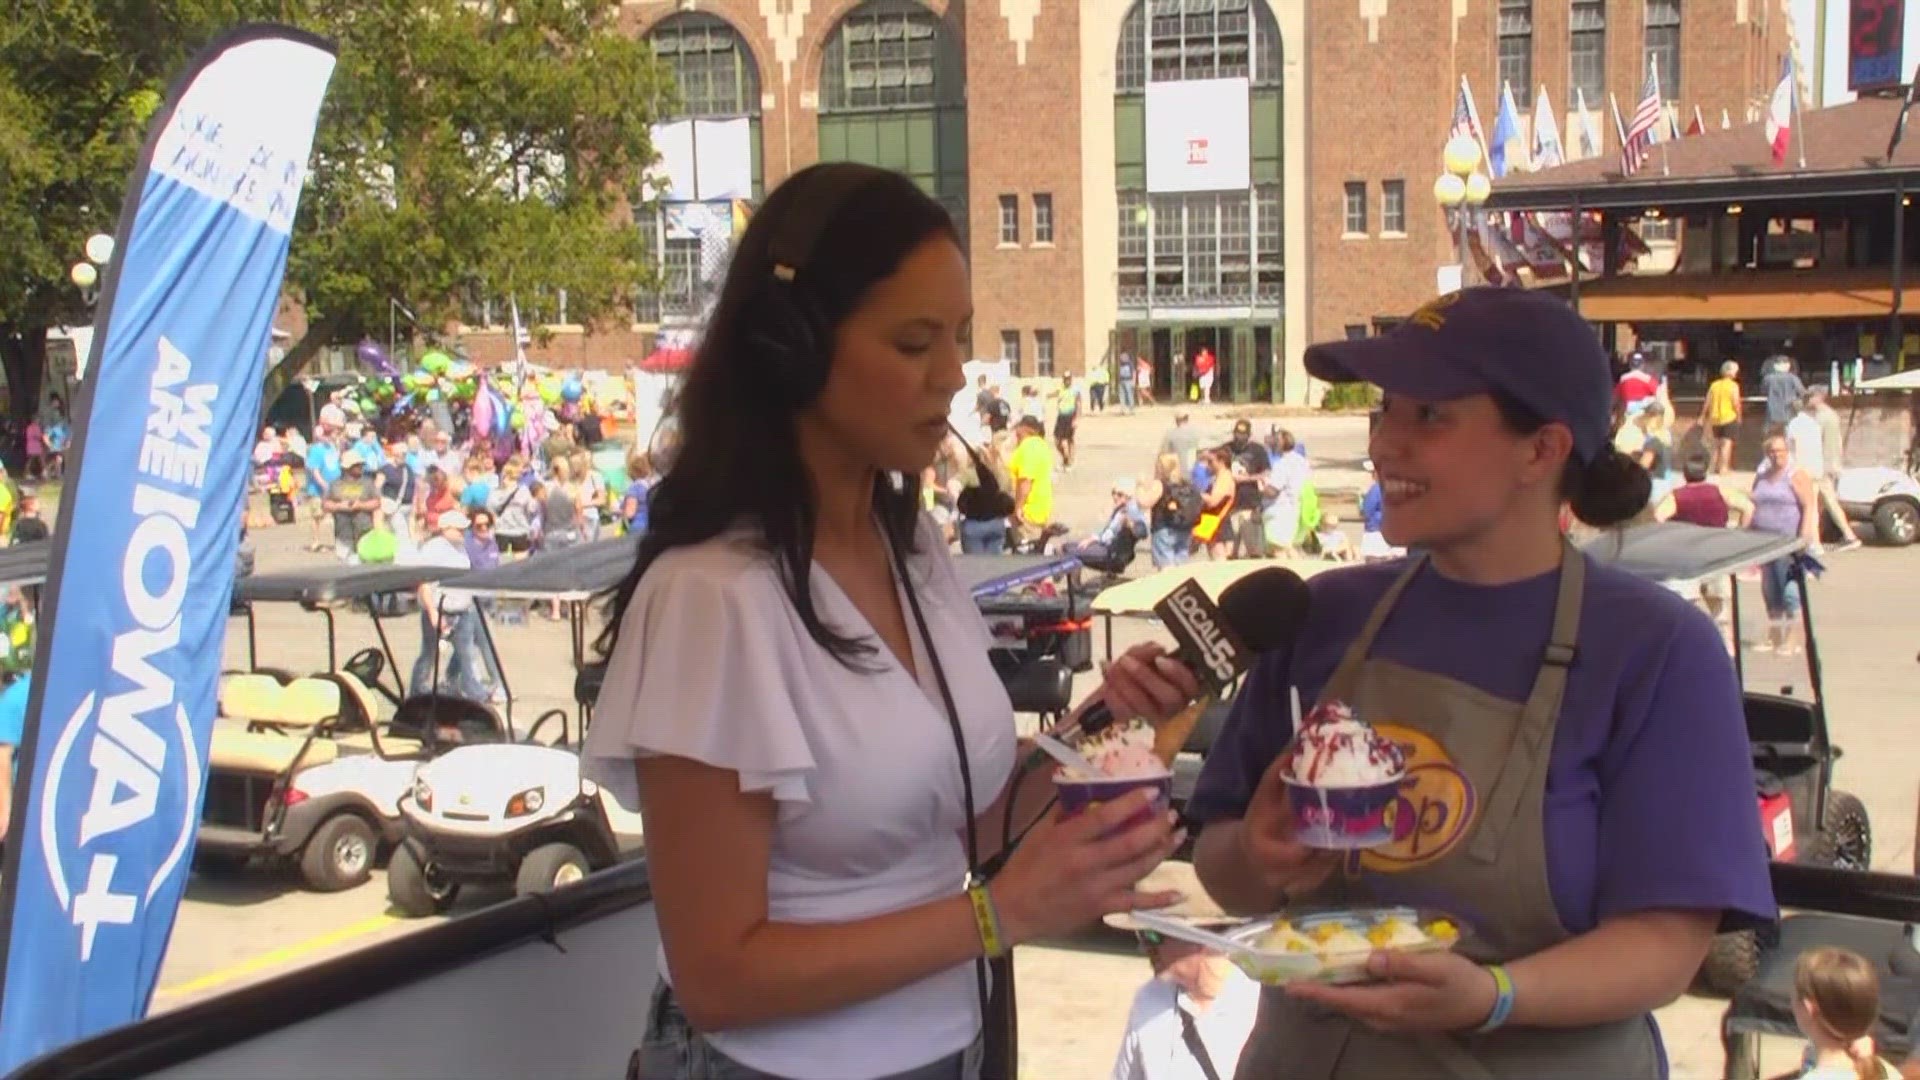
[583,515,1016,1080]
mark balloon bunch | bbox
[352,339,599,448]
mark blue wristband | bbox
[1474,964,1515,1034]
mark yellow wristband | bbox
[967,884,1006,959]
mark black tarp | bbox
[440,539,1079,601]
[235,562,467,605]
[0,542,51,590]
[1580,521,1802,582]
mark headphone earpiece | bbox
[747,277,833,407]
[755,165,886,408]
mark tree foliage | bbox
[0,0,674,416]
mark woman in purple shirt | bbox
[1749,434,1820,656]
[1190,288,1775,1079]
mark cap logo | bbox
[1408,291,1464,332]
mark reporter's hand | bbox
[1240,755,1340,897]
[1285,949,1497,1036]
[991,789,1185,945]
[1098,643,1202,727]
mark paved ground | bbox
[149,402,1912,1079]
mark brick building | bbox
[459,0,1792,404]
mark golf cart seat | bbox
[207,729,340,774]
[595,787,646,854]
[219,673,287,722]
[1722,914,1920,1071]
[387,694,509,748]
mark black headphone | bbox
[753,164,884,407]
[757,165,1012,519]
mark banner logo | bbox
[1186,138,1210,165]
[1154,581,1246,689]
[0,29,336,1070]
[1345,725,1477,874]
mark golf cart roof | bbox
[1579,523,1804,582]
[236,562,469,606]
[956,553,1081,598]
[0,540,52,590]
[442,535,640,601]
[1091,559,1341,618]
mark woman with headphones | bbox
[584,163,1202,1080]
[1189,288,1775,1078]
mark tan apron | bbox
[1234,544,1662,1079]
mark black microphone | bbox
[1049,566,1312,745]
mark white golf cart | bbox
[1834,465,1920,546]
[203,563,485,892]
[386,536,644,916]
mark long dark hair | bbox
[596,164,960,668]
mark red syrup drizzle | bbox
[1288,701,1406,785]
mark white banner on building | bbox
[647,118,754,201]
[1145,78,1251,193]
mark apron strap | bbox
[1465,541,1586,865]
[1320,556,1427,704]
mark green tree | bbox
[0,0,673,419]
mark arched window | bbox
[650,12,763,119]
[1116,0,1282,95]
[817,0,968,242]
[1113,0,1283,313]
[639,13,766,324]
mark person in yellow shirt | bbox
[1006,415,1056,545]
[1698,360,1743,475]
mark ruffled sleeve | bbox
[582,556,819,806]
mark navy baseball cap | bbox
[1304,287,1613,464]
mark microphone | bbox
[1048,566,1312,745]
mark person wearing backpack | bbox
[1144,452,1199,567]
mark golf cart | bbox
[1834,465,1920,547]
[966,551,1094,729]
[386,537,645,915]
[200,562,492,892]
[1580,522,1869,995]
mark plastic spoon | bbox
[1031,731,1100,775]
[1130,910,1255,955]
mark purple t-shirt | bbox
[1191,556,1777,937]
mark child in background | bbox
[1792,947,1898,1079]
[1355,461,1402,563]
[1314,512,1354,562]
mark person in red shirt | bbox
[1195,347,1217,403]
[1613,352,1660,425]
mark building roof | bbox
[1486,95,1920,210]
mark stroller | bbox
[255,452,303,525]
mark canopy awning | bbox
[1580,522,1803,582]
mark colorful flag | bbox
[1451,74,1488,163]
[1621,60,1664,175]
[0,26,335,1071]
[1574,88,1602,159]
[1766,54,1795,164]
[1532,86,1565,168]
[1686,104,1706,137]
[1491,81,1523,177]
[697,201,734,286]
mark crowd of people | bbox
[247,386,666,703]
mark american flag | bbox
[1451,75,1486,154]
[1620,60,1663,175]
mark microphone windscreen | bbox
[1217,567,1313,653]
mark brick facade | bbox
[443,0,1793,402]
[1308,0,1794,361]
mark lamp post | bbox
[68,232,115,306]
[1432,135,1490,289]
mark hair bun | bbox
[1569,448,1651,529]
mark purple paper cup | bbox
[1283,774,1405,850]
[1052,772,1174,836]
